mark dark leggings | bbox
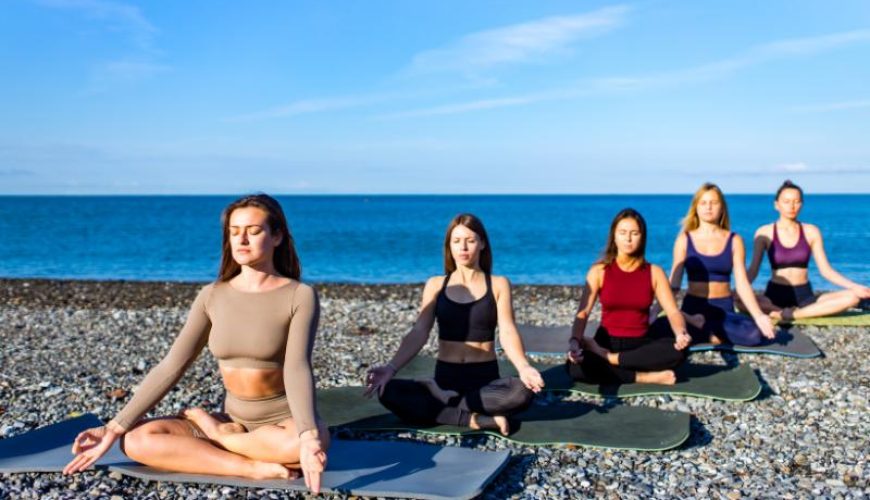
[378,360,534,427]
[568,318,685,384]
[681,295,762,346]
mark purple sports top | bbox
[767,223,811,269]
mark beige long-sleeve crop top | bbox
[110,280,319,436]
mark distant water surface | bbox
[0,195,867,287]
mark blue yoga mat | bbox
[0,414,510,500]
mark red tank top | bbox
[600,261,654,338]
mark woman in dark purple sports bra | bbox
[364,213,544,436]
[747,180,869,321]
[664,183,775,346]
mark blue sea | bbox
[1,195,867,287]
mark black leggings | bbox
[568,318,685,384]
[378,359,534,427]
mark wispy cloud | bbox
[36,0,158,52]
[773,162,810,173]
[792,99,870,113]
[384,28,870,118]
[694,163,870,177]
[224,93,402,122]
[0,168,37,177]
[407,6,630,76]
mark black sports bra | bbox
[435,273,498,342]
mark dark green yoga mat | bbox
[319,387,690,451]
[396,356,761,401]
[514,323,822,358]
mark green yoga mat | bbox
[319,387,690,451]
[395,356,761,401]
[790,310,870,326]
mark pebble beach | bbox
[0,278,867,499]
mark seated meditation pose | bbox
[747,180,869,321]
[364,213,544,436]
[63,194,329,493]
[665,183,775,345]
[566,208,692,385]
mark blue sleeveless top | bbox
[684,232,734,283]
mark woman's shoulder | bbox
[754,222,775,237]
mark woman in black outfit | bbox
[364,213,544,435]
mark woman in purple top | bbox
[747,180,870,321]
[664,183,775,346]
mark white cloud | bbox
[773,162,810,173]
[385,28,870,117]
[407,6,630,76]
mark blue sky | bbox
[1,0,869,194]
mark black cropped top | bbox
[435,273,498,342]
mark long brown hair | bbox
[599,208,647,265]
[218,194,301,281]
[443,213,493,274]
[681,182,730,232]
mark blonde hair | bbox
[681,182,730,232]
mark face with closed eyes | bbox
[614,217,643,257]
[228,206,282,268]
[696,190,723,224]
[450,224,484,268]
[775,188,803,220]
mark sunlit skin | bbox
[363,223,545,435]
[567,217,692,386]
[663,190,775,342]
[747,188,869,320]
[63,206,329,493]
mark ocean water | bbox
[1,195,867,287]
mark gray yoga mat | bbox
[320,387,690,451]
[688,328,822,358]
[397,356,761,401]
[514,323,822,358]
[0,414,510,500]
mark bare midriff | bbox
[687,281,733,300]
[437,340,497,363]
[769,267,810,286]
[220,366,285,399]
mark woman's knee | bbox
[121,420,171,459]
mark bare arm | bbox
[807,225,866,290]
[364,277,441,397]
[494,276,545,392]
[387,276,441,370]
[652,233,687,319]
[746,226,770,283]
[570,265,602,345]
[651,265,690,350]
[732,236,775,338]
[493,276,529,369]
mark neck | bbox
[696,221,720,234]
[777,216,798,228]
[615,253,640,267]
[454,265,482,282]
[236,265,280,289]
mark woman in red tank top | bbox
[566,209,691,385]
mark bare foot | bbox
[636,370,677,385]
[248,460,299,480]
[684,313,706,330]
[182,408,245,441]
[708,335,723,345]
[470,413,510,436]
[583,339,610,360]
[417,379,459,404]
